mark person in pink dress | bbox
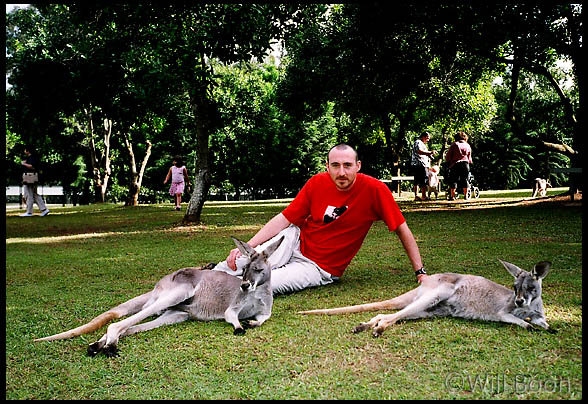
[163,156,191,211]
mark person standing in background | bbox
[445,131,473,201]
[19,145,50,217]
[410,132,437,201]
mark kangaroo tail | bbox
[34,290,154,342]
[34,310,122,342]
[298,299,401,315]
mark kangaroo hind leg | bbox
[122,309,191,337]
[372,287,454,337]
[88,285,194,357]
[350,287,423,334]
[354,286,452,337]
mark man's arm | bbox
[417,148,435,156]
[247,212,291,247]
[226,212,291,270]
[21,158,36,171]
[394,222,428,283]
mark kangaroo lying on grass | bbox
[300,260,554,337]
[34,236,284,357]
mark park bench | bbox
[551,167,582,201]
[380,175,444,197]
[6,185,70,209]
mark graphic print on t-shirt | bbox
[323,205,348,224]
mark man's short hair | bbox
[327,143,358,163]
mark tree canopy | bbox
[6,3,582,221]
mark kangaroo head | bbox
[500,259,551,308]
[231,236,285,291]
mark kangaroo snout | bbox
[514,289,527,307]
[240,280,251,291]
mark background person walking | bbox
[19,145,49,217]
[163,156,191,211]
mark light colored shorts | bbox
[212,225,338,295]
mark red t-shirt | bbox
[282,172,406,277]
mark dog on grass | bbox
[531,178,551,197]
[426,165,440,199]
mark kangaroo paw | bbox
[103,345,119,358]
[352,323,370,334]
[87,341,105,357]
[233,327,246,336]
[372,327,386,338]
[241,320,254,330]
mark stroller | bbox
[446,172,480,200]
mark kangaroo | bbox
[299,260,553,337]
[34,236,284,357]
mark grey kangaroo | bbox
[34,236,284,357]
[300,260,553,337]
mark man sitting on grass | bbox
[213,143,429,295]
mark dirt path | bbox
[399,193,582,212]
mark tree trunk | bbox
[382,113,401,177]
[435,127,450,167]
[183,92,213,224]
[123,135,153,207]
[184,168,211,223]
[86,108,112,203]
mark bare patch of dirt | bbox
[516,193,582,207]
[402,192,582,212]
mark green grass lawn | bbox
[5,191,582,399]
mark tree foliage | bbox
[5,3,582,209]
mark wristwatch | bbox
[414,267,427,277]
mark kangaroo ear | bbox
[499,259,523,278]
[261,235,285,258]
[532,261,551,280]
[231,237,255,257]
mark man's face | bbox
[327,147,361,191]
